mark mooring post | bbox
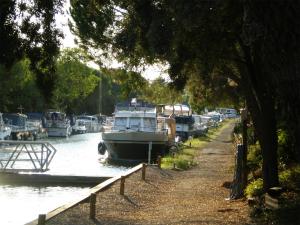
[148,141,152,164]
[157,155,161,169]
[142,163,146,180]
[120,176,125,195]
[89,193,96,219]
[38,214,46,225]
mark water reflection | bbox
[0,133,128,225]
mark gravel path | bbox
[47,120,253,225]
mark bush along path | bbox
[46,119,252,225]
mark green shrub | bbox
[175,158,192,170]
[279,165,300,191]
[247,142,262,172]
[277,129,295,167]
[245,178,264,198]
[233,122,242,134]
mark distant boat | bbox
[192,114,208,136]
[26,112,48,139]
[2,113,36,140]
[76,115,103,133]
[72,118,87,134]
[44,110,72,137]
[101,99,174,163]
[0,113,11,140]
[163,104,196,140]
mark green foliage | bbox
[277,129,296,167]
[247,142,262,173]
[0,59,44,112]
[279,166,300,191]
[52,48,99,112]
[233,122,242,135]
[245,178,264,198]
[102,68,147,100]
[161,151,197,170]
[141,78,184,105]
[0,0,63,102]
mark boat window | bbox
[129,117,141,129]
[143,118,156,131]
[114,117,127,129]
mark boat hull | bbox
[0,128,11,140]
[47,126,72,137]
[102,131,168,162]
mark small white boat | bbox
[0,113,11,140]
[72,119,87,134]
[76,115,103,133]
[44,111,72,137]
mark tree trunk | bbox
[237,39,279,191]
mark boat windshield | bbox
[114,117,127,130]
[143,118,156,131]
[129,117,140,130]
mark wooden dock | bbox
[0,172,111,186]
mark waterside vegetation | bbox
[161,120,232,170]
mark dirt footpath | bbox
[48,121,253,225]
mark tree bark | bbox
[237,38,279,191]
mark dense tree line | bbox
[69,0,300,190]
[0,47,154,115]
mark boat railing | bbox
[46,120,70,128]
[0,140,57,172]
[115,105,156,113]
[111,125,167,133]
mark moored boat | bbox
[163,104,196,140]
[101,99,173,163]
[2,113,36,140]
[76,115,103,133]
[72,118,87,134]
[0,113,11,140]
[44,110,72,137]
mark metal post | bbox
[120,176,125,195]
[90,193,96,219]
[142,163,146,180]
[148,141,152,164]
[38,214,46,225]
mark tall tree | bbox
[0,59,44,112]
[102,68,147,100]
[70,0,300,190]
[53,48,99,112]
[0,0,63,104]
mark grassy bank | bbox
[161,120,233,170]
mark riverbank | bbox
[44,120,252,225]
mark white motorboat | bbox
[72,119,87,134]
[101,100,173,163]
[44,110,72,137]
[0,113,11,140]
[76,115,103,133]
[163,104,196,140]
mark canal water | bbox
[0,133,128,225]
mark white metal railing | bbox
[0,140,57,172]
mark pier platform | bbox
[0,172,110,186]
